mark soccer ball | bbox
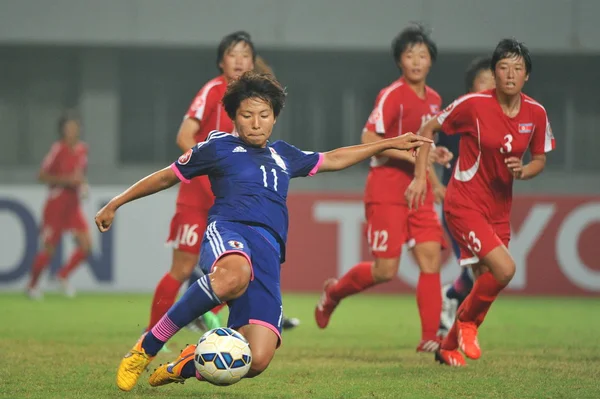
[194,327,252,386]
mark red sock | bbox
[416,272,441,341]
[457,271,505,326]
[211,303,226,315]
[441,322,458,350]
[148,273,183,330]
[57,249,88,279]
[328,262,375,302]
[29,251,51,289]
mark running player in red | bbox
[437,56,496,336]
[147,31,256,332]
[315,24,453,352]
[27,110,90,299]
[406,38,555,366]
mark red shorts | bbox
[166,204,209,255]
[365,202,446,258]
[41,200,88,246]
[444,208,511,267]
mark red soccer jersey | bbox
[40,141,88,204]
[439,89,556,221]
[176,75,233,209]
[363,77,442,204]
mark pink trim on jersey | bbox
[308,153,324,176]
[210,250,254,282]
[249,319,282,347]
[170,163,190,183]
[374,80,404,134]
[150,315,180,342]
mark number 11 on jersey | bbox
[260,165,278,191]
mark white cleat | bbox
[26,287,44,300]
[58,278,76,298]
[438,284,458,337]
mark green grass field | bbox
[1,293,599,398]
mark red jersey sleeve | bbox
[185,79,224,121]
[529,108,556,155]
[364,89,401,135]
[437,94,477,136]
[40,142,62,173]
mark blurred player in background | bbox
[27,110,90,299]
[437,56,495,336]
[94,71,432,391]
[315,24,452,352]
[406,38,555,366]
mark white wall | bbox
[1,0,599,52]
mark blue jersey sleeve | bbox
[171,131,228,182]
[272,141,323,178]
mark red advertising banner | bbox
[282,193,600,296]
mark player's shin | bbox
[142,275,222,356]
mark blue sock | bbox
[187,267,203,290]
[142,275,221,356]
[181,359,197,379]
[447,268,474,303]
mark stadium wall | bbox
[0,0,598,52]
[1,186,599,296]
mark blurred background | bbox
[1,0,599,294]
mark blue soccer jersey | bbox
[171,131,323,261]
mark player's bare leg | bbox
[412,241,442,352]
[56,229,91,298]
[27,242,56,299]
[315,257,398,329]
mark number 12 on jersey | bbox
[260,165,278,191]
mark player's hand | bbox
[79,183,90,200]
[505,157,524,179]
[390,133,433,151]
[405,178,427,210]
[67,172,84,188]
[431,146,453,168]
[433,184,446,204]
[95,203,116,233]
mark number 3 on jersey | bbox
[260,165,278,191]
[500,134,513,154]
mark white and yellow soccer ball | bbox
[194,327,252,386]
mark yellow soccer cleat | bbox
[116,333,156,391]
[149,344,197,387]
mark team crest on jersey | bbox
[178,149,193,165]
[518,123,533,134]
[269,148,287,170]
[429,104,440,114]
[228,240,244,249]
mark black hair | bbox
[222,71,286,119]
[391,23,437,65]
[216,31,256,72]
[57,109,80,137]
[465,56,492,92]
[491,38,532,74]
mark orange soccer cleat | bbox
[457,320,481,359]
[314,278,339,329]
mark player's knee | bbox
[246,349,273,378]
[372,259,398,283]
[495,261,516,286]
[211,256,251,300]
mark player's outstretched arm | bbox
[317,133,432,173]
[405,117,442,210]
[95,167,180,232]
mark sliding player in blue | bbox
[95,71,432,391]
